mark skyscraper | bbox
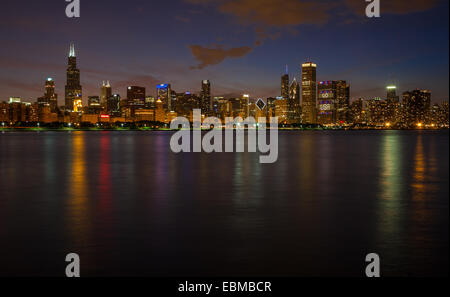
[386,85,399,102]
[317,81,337,124]
[127,86,145,104]
[65,43,82,111]
[127,86,146,107]
[107,94,121,116]
[288,77,301,123]
[281,65,289,100]
[336,80,350,123]
[38,78,58,112]
[301,62,317,124]
[200,80,211,114]
[402,89,431,126]
[101,81,112,107]
[157,84,172,111]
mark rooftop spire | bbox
[285,64,289,75]
[69,43,76,57]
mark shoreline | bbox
[1,127,449,132]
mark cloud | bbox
[188,45,252,69]
[345,0,439,15]
[218,0,329,27]
[185,0,331,49]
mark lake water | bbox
[0,130,448,276]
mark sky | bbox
[0,0,448,104]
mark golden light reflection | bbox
[412,135,425,200]
[67,132,90,247]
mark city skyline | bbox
[0,0,448,103]
[1,42,446,107]
[1,41,447,129]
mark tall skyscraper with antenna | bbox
[281,65,289,100]
[65,43,82,111]
[101,81,112,107]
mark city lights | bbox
[0,44,448,130]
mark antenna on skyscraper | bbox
[285,64,289,75]
[69,42,76,57]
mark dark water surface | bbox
[0,130,448,276]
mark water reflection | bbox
[377,132,404,242]
[98,133,113,224]
[67,132,90,247]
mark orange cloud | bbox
[189,45,252,69]
[219,0,329,27]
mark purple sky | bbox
[0,0,448,104]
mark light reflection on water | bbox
[0,130,448,276]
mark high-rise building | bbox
[336,80,350,123]
[200,80,211,114]
[317,81,337,124]
[384,85,400,125]
[145,96,155,109]
[65,43,82,111]
[101,81,112,106]
[281,65,289,100]
[88,96,100,107]
[288,77,301,123]
[107,94,121,116]
[87,96,102,114]
[157,84,172,111]
[301,62,317,124]
[402,89,431,126]
[275,98,289,124]
[155,99,166,123]
[38,78,58,112]
[386,85,399,102]
[350,98,364,124]
[88,96,100,106]
[367,97,388,125]
[127,86,146,109]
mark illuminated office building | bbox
[281,65,289,100]
[145,96,155,109]
[288,77,301,123]
[275,98,289,124]
[157,84,172,111]
[107,94,121,116]
[101,81,112,106]
[127,86,146,110]
[402,89,431,126]
[336,80,350,123]
[200,80,211,114]
[301,62,317,124]
[155,99,166,123]
[65,43,82,111]
[386,85,399,102]
[317,81,337,124]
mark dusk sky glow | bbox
[0,0,448,103]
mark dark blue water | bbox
[0,130,448,276]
